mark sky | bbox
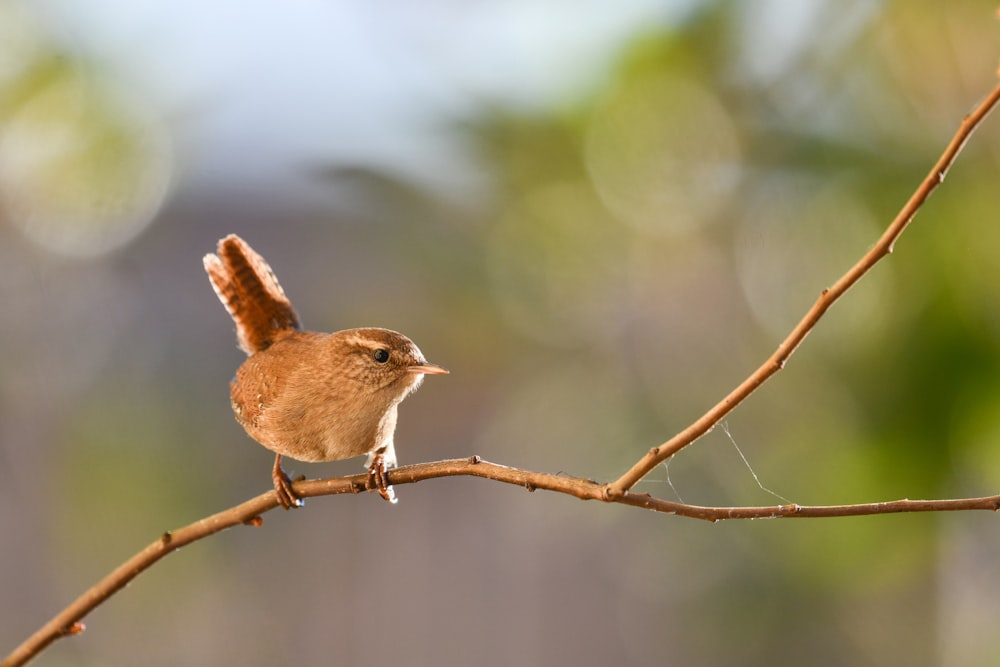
[27,0,688,195]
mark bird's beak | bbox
[408,362,449,375]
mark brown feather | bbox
[203,234,300,355]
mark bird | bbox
[203,234,448,509]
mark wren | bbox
[204,234,448,509]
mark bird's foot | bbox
[368,453,397,504]
[272,455,304,510]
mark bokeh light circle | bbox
[0,69,172,257]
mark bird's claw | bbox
[368,453,397,504]
[272,455,304,510]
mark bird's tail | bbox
[204,234,300,355]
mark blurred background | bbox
[2,1,1000,665]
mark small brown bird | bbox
[204,234,447,509]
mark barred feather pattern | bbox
[203,234,300,355]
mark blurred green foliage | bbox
[3,2,1000,666]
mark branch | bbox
[6,66,1000,667]
[605,80,1000,499]
[5,457,1000,666]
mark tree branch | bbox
[5,457,1000,667]
[6,64,1000,667]
[605,80,1000,499]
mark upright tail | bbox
[204,234,300,355]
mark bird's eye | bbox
[372,349,390,364]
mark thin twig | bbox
[605,80,1000,499]
[5,457,1000,666]
[1,493,278,667]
